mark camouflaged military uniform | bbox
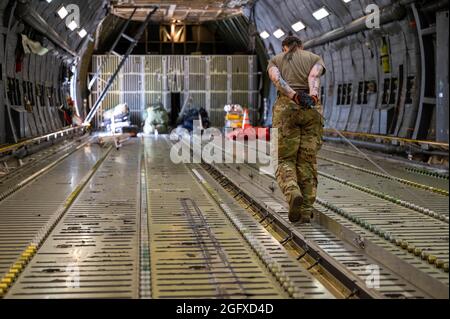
[273,96,324,218]
[269,49,326,220]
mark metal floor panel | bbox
[0,137,88,193]
[316,178,449,265]
[237,140,448,281]
[144,137,288,299]
[319,146,449,192]
[195,165,336,299]
[2,135,447,299]
[210,163,431,299]
[318,159,448,216]
[6,141,141,299]
[0,144,106,277]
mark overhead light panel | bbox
[260,31,270,39]
[292,21,306,32]
[342,0,352,3]
[57,6,69,19]
[313,7,330,20]
[46,0,53,3]
[78,29,87,38]
[273,29,285,39]
[67,20,78,31]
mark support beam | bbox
[15,0,78,58]
[84,7,158,125]
[303,4,407,50]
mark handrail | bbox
[324,129,449,150]
[0,126,85,156]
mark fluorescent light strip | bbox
[273,29,285,39]
[260,31,270,39]
[68,20,78,31]
[78,29,87,38]
[57,6,69,19]
[313,7,330,20]
[292,21,306,32]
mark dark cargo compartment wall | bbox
[0,21,5,144]
[253,0,448,143]
[91,55,258,128]
[0,0,108,142]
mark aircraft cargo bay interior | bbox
[0,0,448,301]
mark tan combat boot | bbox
[298,209,314,224]
[288,191,303,223]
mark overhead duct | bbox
[14,0,78,58]
[421,0,449,13]
[303,3,408,50]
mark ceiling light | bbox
[67,20,78,31]
[273,29,285,39]
[78,29,87,38]
[46,0,53,3]
[343,0,352,3]
[313,7,330,20]
[292,21,306,32]
[260,31,270,39]
[57,6,69,19]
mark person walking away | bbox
[268,36,326,224]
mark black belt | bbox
[277,89,309,97]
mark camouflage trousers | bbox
[273,96,324,215]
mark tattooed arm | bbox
[268,66,296,99]
[308,63,324,97]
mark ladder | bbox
[84,7,157,125]
[88,8,137,91]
